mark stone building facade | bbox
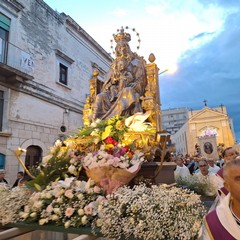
[0,0,112,184]
[171,106,236,156]
[161,107,189,135]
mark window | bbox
[0,153,5,169]
[0,90,3,131]
[59,63,68,85]
[0,13,10,63]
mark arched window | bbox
[25,145,42,168]
[0,153,5,169]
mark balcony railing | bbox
[0,37,34,76]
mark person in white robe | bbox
[174,157,190,180]
[207,159,220,174]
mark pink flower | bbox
[46,204,53,213]
[65,207,74,217]
[84,204,93,215]
[64,189,73,199]
[93,186,101,193]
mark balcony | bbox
[0,38,33,83]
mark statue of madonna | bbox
[90,28,147,121]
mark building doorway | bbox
[25,145,42,168]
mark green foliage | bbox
[27,146,73,191]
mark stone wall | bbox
[0,0,112,184]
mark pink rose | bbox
[46,204,53,213]
[93,186,101,193]
[64,189,73,199]
[65,207,74,217]
[84,204,93,215]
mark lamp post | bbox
[158,69,169,75]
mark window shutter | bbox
[0,13,11,31]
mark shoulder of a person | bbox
[208,172,217,177]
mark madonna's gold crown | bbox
[113,27,131,43]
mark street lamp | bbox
[158,69,169,75]
[158,65,177,75]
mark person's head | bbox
[185,158,190,164]
[171,154,177,162]
[198,159,209,176]
[17,171,24,179]
[207,159,215,167]
[0,169,6,179]
[193,157,199,163]
[222,147,238,162]
[176,157,184,167]
[223,159,240,204]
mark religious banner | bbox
[198,135,219,159]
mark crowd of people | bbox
[0,170,26,188]
[172,147,240,239]
[173,147,239,181]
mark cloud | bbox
[145,5,164,16]
[190,31,216,41]
[160,9,240,141]
[111,8,128,17]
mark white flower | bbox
[46,204,53,213]
[85,178,95,190]
[58,177,75,188]
[95,184,205,240]
[53,208,61,215]
[39,218,48,225]
[75,181,86,192]
[64,220,71,228]
[54,139,62,147]
[68,165,77,175]
[45,192,52,199]
[20,212,29,219]
[77,193,84,200]
[81,215,88,225]
[77,209,84,216]
[56,197,63,203]
[96,218,103,227]
[42,155,52,166]
[51,214,59,221]
[33,201,43,210]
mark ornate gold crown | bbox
[113,27,131,43]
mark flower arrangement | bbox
[176,174,218,196]
[19,177,106,228]
[82,139,145,194]
[0,184,32,225]
[25,115,146,194]
[1,113,208,238]
[94,184,206,240]
[77,115,129,145]
[27,140,84,190]
[83,140,145,170]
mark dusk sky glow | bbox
[44,0,240,142]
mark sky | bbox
[44,0,240,142]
